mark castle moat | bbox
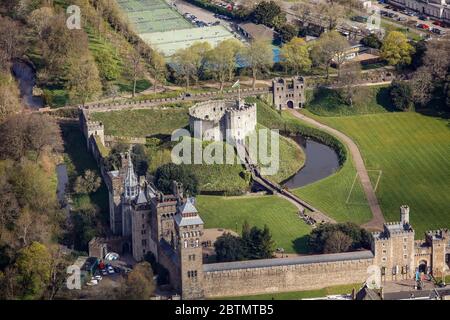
[283,135,340,189]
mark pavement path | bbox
[288,109,385,231]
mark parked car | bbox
[431,27,445,35]
[433,21,443,26]
[107,266,115,274]
[86,279,98,286]
[101,269,107,276]
[419,15,430,21]
[94,275,102,281]
[417,23,430,30]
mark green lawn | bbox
[196,195,311,253]
[217,283,361,300]
[301,111,450,236]
[253,97,373,224]
[90,103,191,137]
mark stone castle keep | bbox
[188,99,257,144]
[80,107,449,300]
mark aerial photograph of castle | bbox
[0,0,449,305]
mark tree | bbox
[310,31,349,78]
[308,222,372,253]
[251,1,286,28]
[131,144,148,177]
[118,262,155,300]
[337,61,362,106]
[126,46,145,98]
[214,233,246,262]
[279,37,311,75]
[277,24,298,43]
[28,7,55,39]
[360,33,382,49]
[242,40,274,89]
[380,31,415,66]
[172,42,211,88]
[0,175,20,240]
[315,2,345,31]
[73,170,102,195]
[390,80,414,111]
[148,50,166,93]
[0,73,21,122]
[14,242,51,299]
[0,16,25,71]
[207,39,243,91]
[0,113,62,161]
[154,163,199,196]
[323,230,353,253]
[66,55,102,106]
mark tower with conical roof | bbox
[122,152,138,236]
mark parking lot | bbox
[374,2,447,36]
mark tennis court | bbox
[140,25,235,56]
[117,0,193,33]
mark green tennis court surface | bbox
[117,0,193,33]
[140,25,235,56]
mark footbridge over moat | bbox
[237,143,336,225]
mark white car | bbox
[86,279,98,286]
[107,266,115,274]
[94,275,102,281]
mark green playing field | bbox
[117,0,193,33]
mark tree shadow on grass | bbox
[292,235,310,254]
[375,86,398,112]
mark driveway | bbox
[288,109,385,231]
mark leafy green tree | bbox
[360,33,382,49]
[251,1,286,28]
[172,42,211,88]
[308,222,372,253]
[66,55,102,106]
[277,24,298,43]
[14,242,51,299]
[154,163,199,196]
[242,39,274,89]
[389,80,414,111]
[214,233,246,262]
[149,50,167,93]
[381,31,415,66]
[73,170,101,195]
[310,30,349,78]
[280,37,311,75]
[207,39,243,91]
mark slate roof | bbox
[203,250,374,272]
[174,198,203,227]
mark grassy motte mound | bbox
[306,85,393,117]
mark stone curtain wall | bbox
[82,87,270,113]
[202,254,374,298]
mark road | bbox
[288,109,385,232]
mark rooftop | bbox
[203,250,374,272]
[238,22,276,42]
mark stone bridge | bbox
[237,143,336,225]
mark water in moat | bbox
[11,60,44,109]
[283,135,340,189]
